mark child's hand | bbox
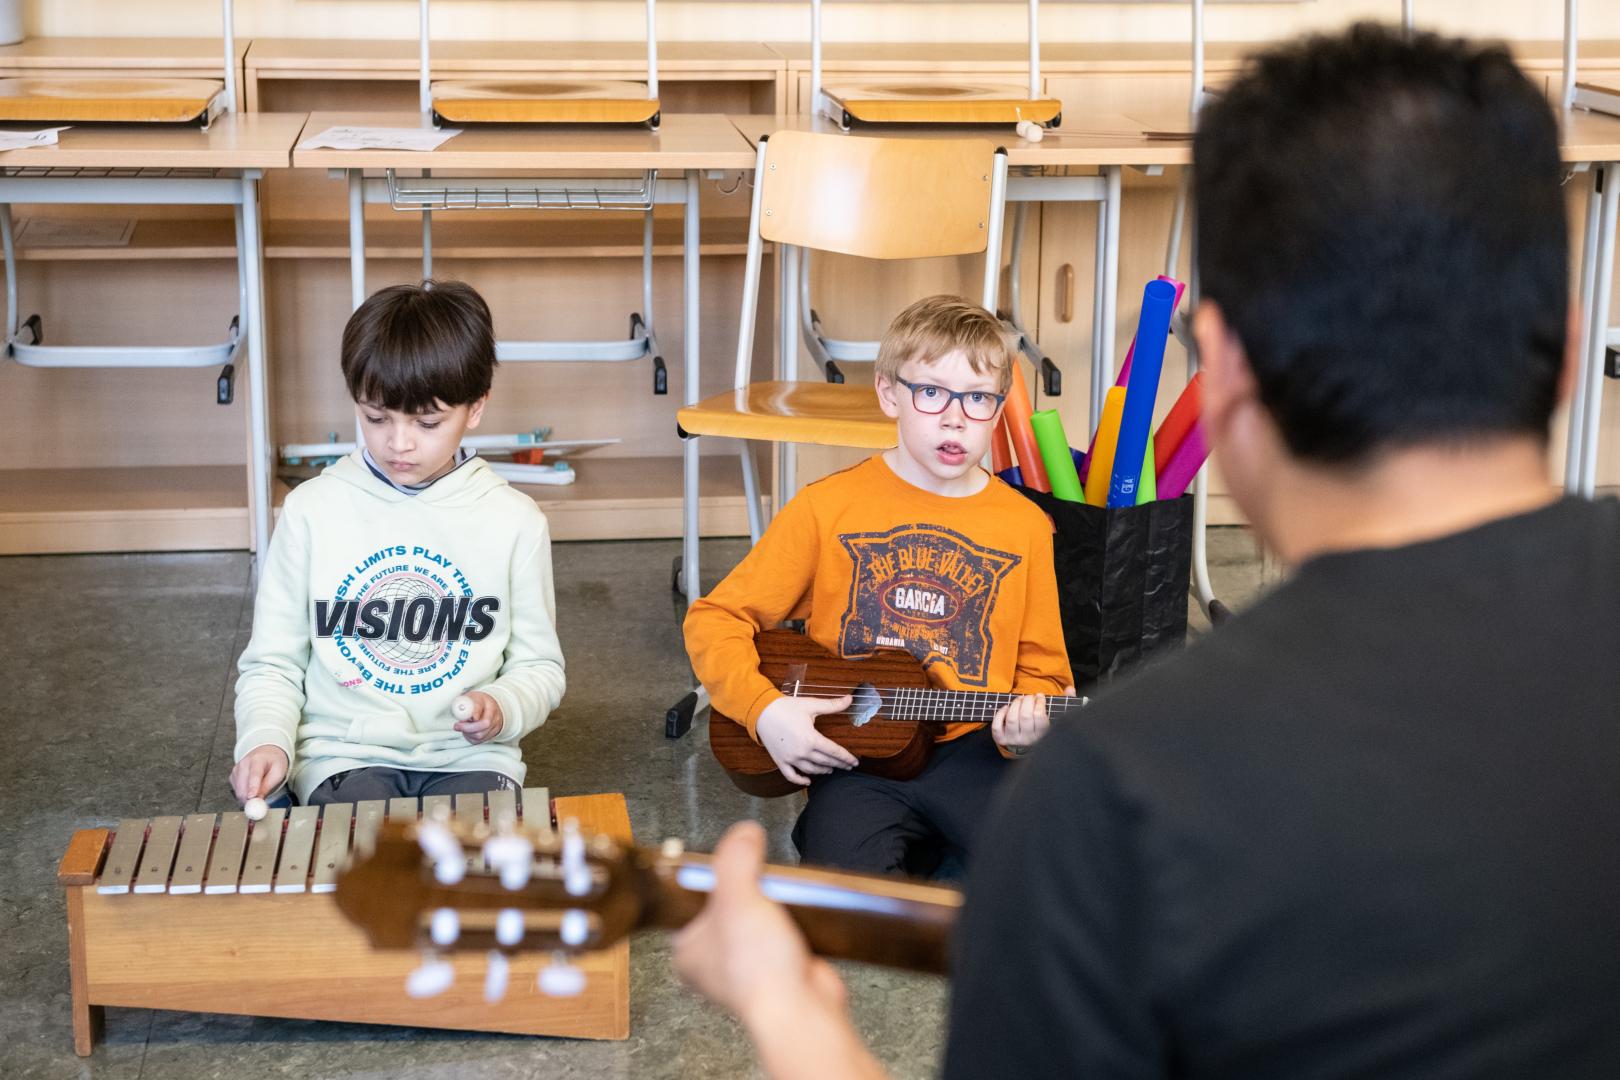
[755,694,859,786]
[992,685,1075,753]
[230,745,289,803]
[454,691,504,743]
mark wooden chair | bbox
[809,0,1059,131]
[419,0,660,128]
[675,130,1009,603]
[0,2,236,127]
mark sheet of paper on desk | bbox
[297,126,462,152]
[0,127,69,151]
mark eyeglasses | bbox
[894,377,1007,422]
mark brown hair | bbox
[341,279,496,413]
[874,295,1017,393]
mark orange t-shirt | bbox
[683,455,1073,746]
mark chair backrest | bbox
[757,130,1000,260]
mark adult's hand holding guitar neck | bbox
[755,693,859,786]
[229,744,288,803]
[673,822,890,1080]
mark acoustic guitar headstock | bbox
[335,812,660,1001]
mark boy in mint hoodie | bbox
[230,280,566,807]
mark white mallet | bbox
[451,694,475,721]
[244,797,268,822]
[1016,119,1044,142]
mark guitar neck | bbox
[641,851,962,974]
[884,688,1087,725]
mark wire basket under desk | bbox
[385,169,658,212]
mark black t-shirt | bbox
[945,498,1620,1079]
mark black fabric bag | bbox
[1014,489,1195,683]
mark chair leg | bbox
[740,441,764,544]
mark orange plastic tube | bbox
[991,414,1015,475]
[1085,387,1127,507]
[1004,361,1050,492]
[1154,371,1204,476]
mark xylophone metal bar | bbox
[274,805,320,894]
[169,813,216,895]
[132,816,183,894]
[96,819,146,895]
[487,786,518,825]
[311,802,352,893]
[205,813,249,895]
[239,807,287,893]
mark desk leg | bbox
[1578,163,1618,498]
[1568,166,1603,494]
[682,169,702,601]
[349,169,367,311]
[1100,165,1122,401]
[779,242,800,505]
[242,174,271,573]
[1090,200,1107,434]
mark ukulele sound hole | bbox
[850,683,883,727]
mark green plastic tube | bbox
[1136,435,1157,505]
[1030,409,1084,502]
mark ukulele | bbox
[709,629,1087,797]
[334,813,962,1003]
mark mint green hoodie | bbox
[234,451,566,802]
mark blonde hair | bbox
[875,295,1017,393]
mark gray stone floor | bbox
[0,530,1270,1080]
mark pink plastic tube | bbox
[1157,423,1210,500]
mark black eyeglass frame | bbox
[892,376,1008,422]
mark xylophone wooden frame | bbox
[57,789,632,1056]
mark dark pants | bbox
[304,767,516,806]
[791,730,1010,878]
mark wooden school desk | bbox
[0,112,305,565]
[291,112,757,593]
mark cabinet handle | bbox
[1057,263,1075,323]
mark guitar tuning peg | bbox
[405,954,454,999]
[496,907,525,947]
[429,907,460,947]
[560,908,589,948]
[418,820,467,885]
[538,953,586,998]
[483,949,510,1003]
[483,833,534,890]
[561,818,592,897]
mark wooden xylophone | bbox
[58,787,632,1055]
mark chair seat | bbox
[430,80,659,124]
[678,382,898,449]
[825,82,1061,126]
[0,77,224,123]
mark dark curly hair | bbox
[1195,22,1568,464]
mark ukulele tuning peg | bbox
[405,953,455,999]
[483,949,511,1003]
[495,907,525,947]
[429,907,460,947]
[538,953,587,998]
[560,909,590,948]
[483,832,534,890]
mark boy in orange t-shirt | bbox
[684,295,1074,875]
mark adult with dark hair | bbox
[671,24,1620,1079]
